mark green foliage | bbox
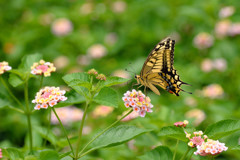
[39,150,59,160]
[158,126,187,142]
[204,119,240,140]
[138,146,173,160]
[93,87,118,108]
[90,125,152,151]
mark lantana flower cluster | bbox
[87,68,106,81]
[174,120,189,127]
[122,89,153,117]
[32,86,67,110]
[0,61,12,75]
[194,139,228,156]
[31,60,56,77]
[186,130,227,156]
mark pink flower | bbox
[193,32,214,50]
[87,44,107,59]
[194,139,228,156]
[111,1,127,13]
[122,90,154,117]
[104,33,118,46]
[191,136,204,146]
[51,18,73,36]
[121,111,139,122]
[174,120,189,127]
[96,74,106,81]
[51,106,83,125]
[201,59,213,72]
[80,2,93,15]
[219,6,235,18]
[203,84,224,99]
[0,61,12,75]
[228,23,240,36]
[0,148,2,158]
[87,69,98,76]
[92,105,114,118]
[186,130,207,148]
[31,60,56,77]
[215,20,231,38]
[32,86,67,110]
[213,58,227,72]
[53,56,69,69]
[185,109,206,126]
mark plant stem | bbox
[43,108,51,147]
[51,107,75,156]
[74,101,89,159]
[180,147,191,160]
[24,80,33,154]
[0,76,25,111]
[78,109,133,158]
[173,139,179,160]
[39,75,44,89]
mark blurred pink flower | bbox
[203,84,224,99]
[82,126,92,135]
[67,67,83,73]
[96,74,107,81]
[104,33,118,46]
[92,105,114,118]
[51,106,83,125]
[184,97,197,107]
[215,20,231,38]
[185,109,206,126]
[0,61,12,75]
[0,148,2,158]
[213,58,227,72]
[193,32,214,50]
[228,23,240,36]
[219,6,235,18]
[112,69,131,79]
[87,44,107,59]
[77,55,91,66]
[201,59,213,72]
[51,18,73,36]
[111,1,127,13]
[127,140,137,150]
[53,56,69,69]
[121,111,139,122]
[80,3,93,15]
[87,68,98,76]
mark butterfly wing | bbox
[139,38,190,96]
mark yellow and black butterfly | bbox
[135,37,191,96]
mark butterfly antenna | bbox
[182,82,192,86]
[181,89,192,94]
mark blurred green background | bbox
[1,0,240,159]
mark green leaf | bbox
[90,125,152,151]
[39,150,60,160]
[63,72,89,84]
[24,155,38,160]
[68,79,92,90]
[0,95,11,109]
[33,126,57,146]
[59,151,72,159]
[19,53,43,71]
[99,76,129,89]
[93,87,118,108]
[138,146,173,160]
[158,126,187,142]
[231,145,240,150]
[63,73,90,98]
[8,73,24,87]
[55,90,85,108]
[204,119,240,139]
[2,148,24,160]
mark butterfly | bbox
[135,37,191,96]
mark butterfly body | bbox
[135,38,190,96]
